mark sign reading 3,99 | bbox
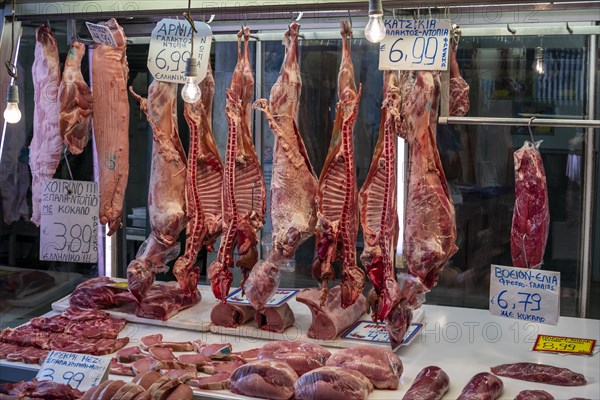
[378,19,451,71]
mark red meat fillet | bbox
[491,363,586,386]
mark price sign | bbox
[489,265,560,325]
[226,288,299,307]
[36,351,110,392]
[379,19,451,71]
[342,321,423,348]
[533,335,596,355]
[147,18,212,84]
[40,179,99,263]
[85,22,117,46]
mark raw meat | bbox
[514,390,555,400]
[194,342,232,359]
[110,358,135,376]
[359,70,402,324]
[448,40,471,117]
[296,286,367,340]
[69,277,129,309]
[457,372,504,400]
[116,346,147,363]
[154,341,194,352]
[202,358,245,375]
[325,346,402,389]
[173,58,223,294]
[128,82,195,307]
[229,360,298,400]
[247,23,318,309]
[148,347,175,361]
[255,303,295,332]
[6,346,48,364]
[0,343,18,358]
[511,141,550,268]
[233,348,260,361]
[208,26,267,302]
[147,376,179,399]
[0,270,55,299]
[294,366,373,400]
[29,307,125,340]
[1,380,83,399]
[59,41,93,155]
[164,384,192,400]
[154,360,196,371]
[210,302,255,327]
[160,369,197,381]
[140,334,163,350]
[52,336,129,355]
[491,363,586,386]
[402,366,449,400]
[132,358,158,375]
[258,341,331,375]
[187,373,230,390]
[133,371,162,390]
[92,18,129,235]
[312,21,365,308]
[29,24,62,226]
[177,354,212,369]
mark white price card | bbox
[40,179,99,263]
[85,22,117,46]
[379,19,451,71]
[489,264,560,325]
[226,288,299,307]
[342,321,423,348]
[36,351,110,392]
[147,18,212,84]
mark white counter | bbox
[1,304,598,400]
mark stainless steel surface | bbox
[438,116,600,128]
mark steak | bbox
[229,360,298,400]
[255,303,295,332]
[210,302,255,328]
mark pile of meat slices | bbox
[0,307,128,364]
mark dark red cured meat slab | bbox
[402,365,449,400]
[491,363,586,386]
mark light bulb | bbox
[181,76,201,103]
[4,85,21,124]
[365,14,386,43]
[533,47,545,75]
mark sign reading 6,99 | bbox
[379,19,451,71]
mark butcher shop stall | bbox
[0,0,599,399]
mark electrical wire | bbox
[5,0,18,80]
[183,0,197,56]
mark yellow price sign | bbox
[533,335,595,355]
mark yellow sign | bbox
[533,335,595,355]
[109,282,129,289]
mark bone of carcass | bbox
[359,71,402,323]
[29,25,62,226]
[208,27,267,302]
[59,41,93,155]
[246,22,318,310]
[312,21,364,308]
[511,141,550,268]
[91,18,129,235]
[173,60,224,294]
[128,81,190,304]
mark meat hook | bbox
[507,24,517,34]
[527,117,536,144]
[566,22,573,34]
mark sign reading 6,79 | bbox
[378,19,451,71]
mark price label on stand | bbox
[533,335,595,355]
[489,265,560,325]
[226,288,299,307]
[379,19,451,70]
[40,179,99,263]
[36,351,110,392]
[147,18,212,84]
[341,321,423,349]
[85,22,117,46]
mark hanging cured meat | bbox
[312,20,364,308]
[359,70,402,323]
[29,25,62,226]
[245,23,318,309]
[92,18,129,235]
[59,41,93,155]
[173,60,224,294]
[510,141,550,268]
[208,26,267,302]
[128,81,188,303]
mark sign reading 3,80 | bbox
[379,19,451,71]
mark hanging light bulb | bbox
[3,85,21,124]
[533,47,545,75]
[181,57,201,103]
[365,0,385,43]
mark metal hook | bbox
[347,9,352,28]
[392,8,397,20]
[428,7,432,19]
[507,24,516,34]
[528,117,536,143]
[566,22,573,34]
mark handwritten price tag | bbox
[40,179,99,263]
[489,265,560,325]
[147,18,212,84]
[533,335,595,355]
[226,288,299,307]
[36,351,110,392]
[342,321,423,349]
[379,19,451,71]
[85,22,117,46]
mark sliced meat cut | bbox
[312,21,364,308]
[514,390,555,400]
[3,380,83,400]
[116,346,147,363]
[511,141,550,268]
[140,334,163,350]
[325,346,402,389]
[0,343,18,359]
[132,357,158,375]
[255,303,295,332]
[154,360,196,371]
[160,369,197,381]
[194,342,232,359]
[258,341,331,376]
[490,363,586,386]
[201,358,245,375]
[133,371,162,390]
[402,365,449,400]
[176,354,211,369]
[59,41,93,155]
[69,277,129,309]
[154,341,194,352]
[296,286,367,340]
[210,302,255,328]
[457,372,504,400]
[164,384,192,400]
[149,347,175,361]
[187,372,230,390]
[229,360,298,400]
[294,366,373,400]
[110,358,135,376]
[29,24,62,226]
[92,18,129,235]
